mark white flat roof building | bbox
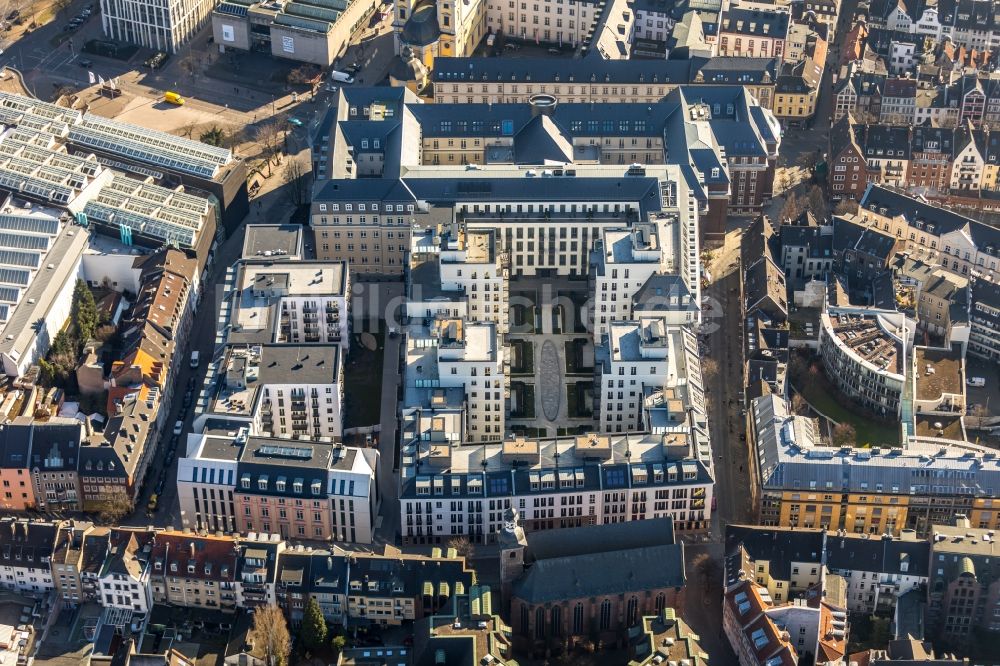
[0,197,89,377]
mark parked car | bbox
[173,420,184,435]
[504,42,520,51]
[78,59,92,67]
[547,47,560,54]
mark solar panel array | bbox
[82,174,208,248]
[216,2,249,15]
[274,12,333,32]
[70,114,233,179]
[0,267,30,287]
[0,135,104,205]
[0,231,50,251]
[284,2,341,23]
[0,92,81,125]
[257,444,314,459]
[0,214,59,236]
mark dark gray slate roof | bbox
[512,542,685,604]
[400,0,441,47]
[725,525,825,580]
[526,516,676,562]
[826,533,930,578]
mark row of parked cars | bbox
[146,358,200,513]
[62,3,94,31]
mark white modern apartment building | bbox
[398,432,713,544]
[232,260,351,348]
[406,319,505,443]
[101,0,218,52]
[438,229,509,333]
[597,317,708,440]
[195,343,344,440]
[818,306,913,419]
[177,430,242,533]
[591,225,663,344]
[407,228,509,332]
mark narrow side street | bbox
[706,220,755,532]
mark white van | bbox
[331,70,355,84]
[968,376,986,387]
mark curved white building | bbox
[819,306,912,418]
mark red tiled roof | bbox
[150,531,238,582]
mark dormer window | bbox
[187,563,196,574]
[293,479,303,493]
[276,478,286,492]
[241,475,250,489]
[259,476,269,490]
[204,564,212,575]
[311,481,322,495]
[170,562,178,572]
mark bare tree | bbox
[52,85,75,102]
[831,422,857,447]
[692,552,723,591]
[701,356,719,380]
[780,192,802,222]
[254,122,283,176]
[776,172,791,195]
[807,185,826,221]
[969,404,990,430]
[796,151,817,172]
[447,535,474,559]
[179,121,198,139]
[791,392,808,415]
[834,199,859,216]
[248,605,291,666]
[97,494,134,525]
[179,53,202,82]
[281,159,310,207]
[226,125,246,151]
[52,0,71,15]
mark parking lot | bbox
[966,356,1000,416]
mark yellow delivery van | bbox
[164,91,184,105]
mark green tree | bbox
[330,635,346,654]
[38,359,57,387]
[200,125,226,147]
[300,597,328,650]
[72,280,97,343]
